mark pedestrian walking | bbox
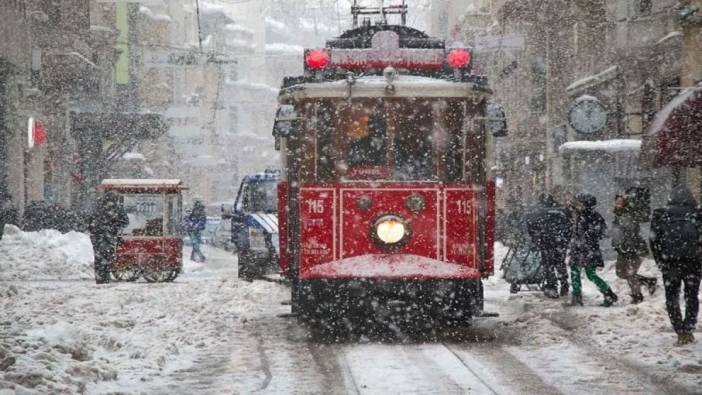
[88,191,128,284]
[650,186,701,346]
[187,200,207,262]
[568,193,618,307]
[0,192,18,240]
[525,193,572,298]
[612,192,657,304]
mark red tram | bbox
[274,6,505,325]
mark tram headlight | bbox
[372,215,410,247]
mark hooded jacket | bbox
[525,194,573,251]
[570,194,606,268]
[650,186,702,270]
[89,193,128,240]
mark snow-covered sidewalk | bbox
[0,229,288,394]
[488,243,702,393]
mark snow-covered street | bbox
[1,229,702,394]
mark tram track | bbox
[440,342,501,395]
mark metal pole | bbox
[195,0,203,51]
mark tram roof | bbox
[278,75,492,101]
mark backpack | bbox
[528,208,571,250]
[652,208,699,261]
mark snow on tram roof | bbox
[279,75,491,100]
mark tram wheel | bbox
[111,268,141,282]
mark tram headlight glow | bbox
[373,215,410,247]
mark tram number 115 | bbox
[456,200,472,215]
[305,199,325,214]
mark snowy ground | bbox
[1,229,701,394]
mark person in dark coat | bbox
[568,193,618,307]
[0,193,18,240]
[650,186,701,346]
[612,193,657,304]
[525,193,572,298]
[88,191,128,284]
[186,200,207,262]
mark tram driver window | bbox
[347,112,387,167]
[394,103,434,180]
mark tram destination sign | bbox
[329,31,445,70]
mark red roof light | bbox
[306,49,330,70]
[447,49,471,69]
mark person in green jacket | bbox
[567,193,618,307]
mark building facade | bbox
[454,0,686,219]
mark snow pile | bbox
[0,246,289,394]
[0,225,93,281]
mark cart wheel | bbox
[111,268,141,282]
[143,269,171,283]
[165,270,179,282]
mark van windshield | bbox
[241,180,277,213]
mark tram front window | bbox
[337,99,437,181]
[394,104,434,180]
[347,113,387,167]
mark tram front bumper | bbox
[300,254,481,281]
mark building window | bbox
[660,77,680,107]
[530,57,546,113]
[637,0,652,16]
[229,107,238,134]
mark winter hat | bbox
[668,186,697,208]
[576,193,597,209]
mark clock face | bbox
[568,98,608,134]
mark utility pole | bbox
[195,0,202,51]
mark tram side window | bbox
[394,103,434,181]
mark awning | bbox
[71,111,169,165]
[559,139,641,155]
[43,52,101,93]
[71,112,168,140]
[641,83,702,167]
